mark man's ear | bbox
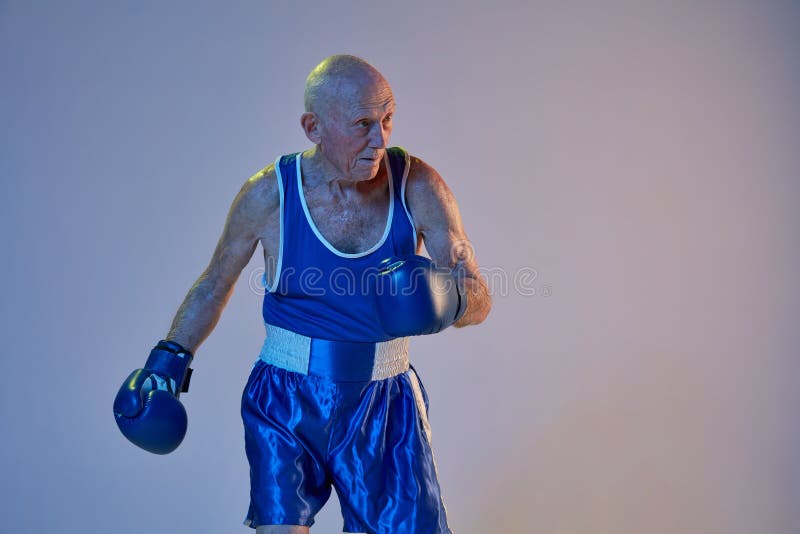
[301,112,322,144]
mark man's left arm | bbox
[405,155,492,327]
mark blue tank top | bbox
[261,147,418,342]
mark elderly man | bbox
[114,55,492,533]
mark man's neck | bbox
[301,146,386,199]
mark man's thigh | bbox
[331,368,450,534]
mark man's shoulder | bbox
[401,153,458,234]
[234,163,280,216]
[404,153,446,197]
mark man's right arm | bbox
[165,165,279,353]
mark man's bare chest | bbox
[304,193,389,254]
[259,189,390,262]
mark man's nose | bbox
[369,122,389,149]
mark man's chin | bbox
[355,160,382,180]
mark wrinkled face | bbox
[317,76,396,182]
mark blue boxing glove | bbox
[375,255,468,337]
[113,340,194,454]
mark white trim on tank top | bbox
[295,151,395,258]
[397,148,418,251]
[266,155,286,293]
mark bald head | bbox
[304,55,390,116]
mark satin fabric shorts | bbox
[241,359,452,533]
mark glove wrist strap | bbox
[453,281,468,325]
[144,340,194,394]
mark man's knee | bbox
[255,525,310,534]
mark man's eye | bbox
[357,120,370,128]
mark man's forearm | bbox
[165,276,234,353]
[454,275,492,327]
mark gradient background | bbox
[1,1,799,533]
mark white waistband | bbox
[259,323,410,381]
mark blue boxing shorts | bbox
[241,324,452,533]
